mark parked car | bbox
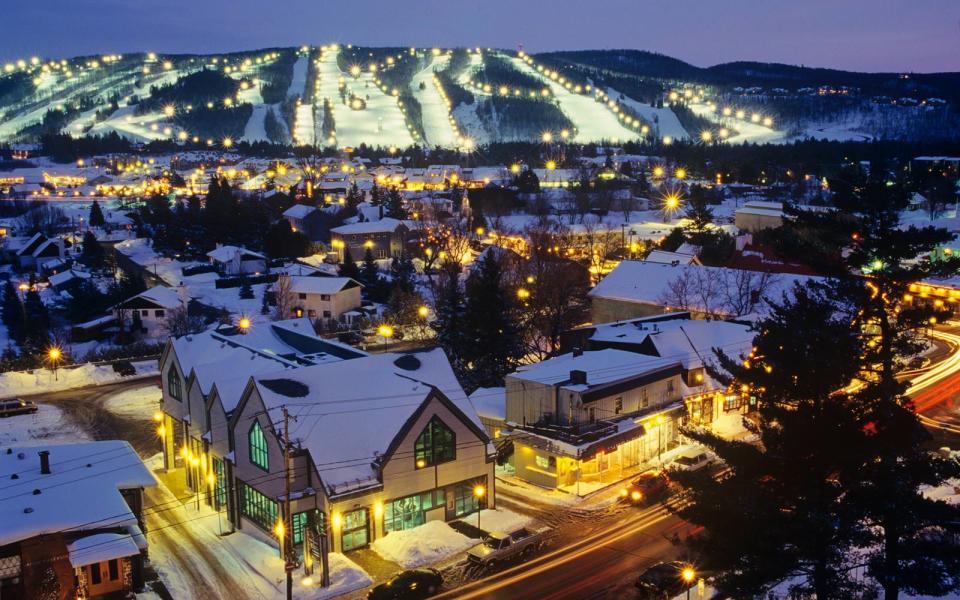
[0,398,38,418]
[467,527,548,568]
[669,448,714,473]
[367,568,442,600]
[635,561,695,598]
[620,471,671,505]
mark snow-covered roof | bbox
[0,441,156,547]
[116,285,183,310]
[470,387,506,421]
[588,260,817,317]
[253,348,482,495]
[206,245,267,262]
[283,204,317,219]
[508,349,680,393]
[331,217,405,235]
[68,532,141,567]
[284,276,361,295]
[48,268,91,288]
[644,250,698,265]
[641,320,754,371]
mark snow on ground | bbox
[294,101,316,145]
[508,55,639,144]
[688,101,786,145]
[0,403,90,445]
[371,520,475,568]
[453,103,488,145]
[315,47,414,149]
[797,120,874,142]
[412,55,460,148]
[608,87,689,141]
[464,508,532,534]
[242,103,271,143]
[89,105,172,143]
[0,360,158,400]
[103,384,161,420]
[288,55,309,99]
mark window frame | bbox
[248,421,270,472]
[413,417,456,469]
[167,368,182,402]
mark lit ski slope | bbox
[508,55,639,143]
[412,55,460,148]
[687,101,786,144]
[314,46,414,149]
[608,88,689,141]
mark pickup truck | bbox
[466,527,547,568]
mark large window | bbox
[249,421,269,471]
[239,482,278,532]
[212,458,227,509]
[341,508,369,551]
[292,511,308,545]
[384,490,440,533]
[414,417,455,469]
[167,368,182,401]
[453,481,483,518]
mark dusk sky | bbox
[3,0,959,73]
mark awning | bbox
[67,533,140,567]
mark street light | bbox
[238,316,251,332]
[682,565,696,599]
[417,306,429,319]
[656,415,664,464]
[474,484,486,532]
[47,347,62,381]
[517,288,530,301]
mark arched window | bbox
[167,368,182,401]
[414,417,456,469]
[249,421,269,471]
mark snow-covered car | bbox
[467,527,547,568]
[367,568,442,599]
[669,448,715,473]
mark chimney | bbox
[572,347,583,357]
[38,450,50,475]
[569,370,587,385]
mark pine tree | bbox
[338,248,361,280]
[389,252,416,295]
[361,248,387,302]
[1,281,24,343]
[238,277,254,300]
[433,261,468,378]
[678,283,870,598]
[683,184,714,242]
[88,200,105,227]
[22,289,50,349]
[385,188,408,219]
[80,230,104,267]
[462,253,524,389]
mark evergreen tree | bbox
[80,230,104,267]
[1,281,24,343]
[433,261,468,377]
[260,284,271,315]
[516,168,540,194]
[361,248,387,302]
[385,188,408,219]
[389,252,416,295]
[461,253,524,389]
[22,289,50,349]
[678,284,869,599]
[683,184,714,242]
[338,248,361,280]
[238,277,254,300]
[88,200,105,227]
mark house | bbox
[469,387,507,439]
[113,285,185,338]
[206,245,267,276]
[157,318,367,507]
[282,204,327,241]
[0,441,156,599]
[15,233,65,271]
[230,348,493,555]
[48,268,91,293]
[278,275,363,324]
[504,349,684,492]
[734,200,786,232]
[587,260,815,323]
[643,249,700,266]
[330,218,408,260]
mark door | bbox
[341,508,369,552]
[84,558,124,597]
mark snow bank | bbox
[0,360,158,400]
[103,384,162,419]
[467,508,532,534]
[371,520,474,568]
[297,553,373,600]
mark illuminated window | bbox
[249,421,269,471]
[414,417,455,468]
[167,369,182,401]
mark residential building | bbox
[113,285,185,338]
[330,218,409,260]
[469,387,507,439]
[734,200,785,232]
[278,275,363,324]
[504,349,683,492]
[206,245,267,276]
[643,249,701,266]
[282,204,328,241]
[0,441,156,599]
[229,348,493,555]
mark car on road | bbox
[367,568,443,599]
[620,470,671,505]
[635,561,695,598]
[669,448,714,473]
[467,527,548,568]
[0,398,38,418]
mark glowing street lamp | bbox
[47,347,62,380]
[517,287,531,301]
[541,131,553,143]
[682,565,696,599]
[417,306,430,319]
[238,317,251,332]
[474,484,486,531]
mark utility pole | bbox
[283,407,293,600]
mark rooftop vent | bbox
[570,370,588,385]
[393,355,421,371]
[38,450,50,475]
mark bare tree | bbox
[162,305,207,337]
[273,274,295,320]
[660,267,779,318]
[720,269,779,316]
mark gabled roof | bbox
[16,232,46,257]
[330,217,405,236]
[206,245,267,263]
[642,250,699,265]
[250,348,483,496]
[48,268,91,288]
[508,348,680,394]
[283,204,318,219]
[0,441,156,547]
[284,276,361,295]
[116,286,183,310]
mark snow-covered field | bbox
[412,55,460,148]
[314,47,414,149]
[608,87,689,141]
[508,55,639,143]
[0,403,89,446]
[688,101,786,145]
[242,103,272,143]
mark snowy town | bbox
[1,5,960,600]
